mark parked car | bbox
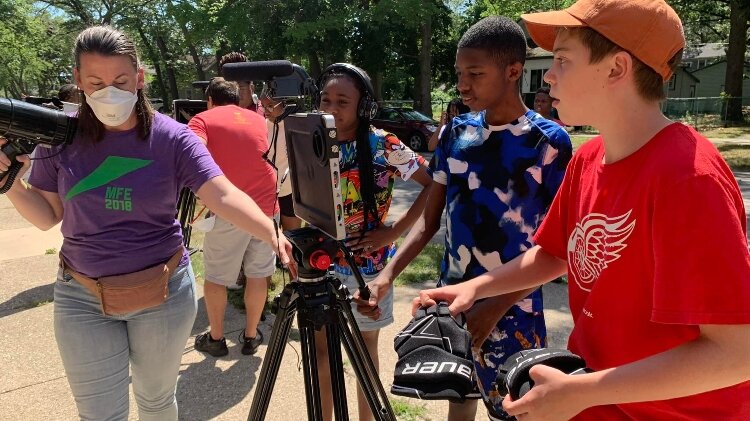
[371,107,438,151]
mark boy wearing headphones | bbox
[415,1,750,420]
[315,63,433,421]
[370,16,571,420]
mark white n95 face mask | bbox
[85,85,138,126]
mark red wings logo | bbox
[567,211,636,292]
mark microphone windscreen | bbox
[222,60,294,81]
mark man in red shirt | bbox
[413,0,750,419]
[189,78,279,357]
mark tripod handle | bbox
[358,284,372,301]
[337,241,371,300]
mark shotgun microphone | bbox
[222,60,294,82]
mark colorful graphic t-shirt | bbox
[534,123,750,420]
[29,113,223,278]
[433,110,571,413]
[332,128,425,276]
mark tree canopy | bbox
[1,0,746,121]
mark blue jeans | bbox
[54,264,198,421]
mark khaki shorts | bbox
[203,215,277,286]
[334,271,394,332]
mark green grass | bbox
[570,135,593,150]
[188,229,206,282]
[701,125,750,139]
[389,398,428,421]
[716,143,750,171]
[44,248,57,255]
[393,241,443,286]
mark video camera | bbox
[0,98,77,193]
[220,60,345,240]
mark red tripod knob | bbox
[309,250,331,270]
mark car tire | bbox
[408,132,426,151]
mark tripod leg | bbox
[333,294,396,421]
[324,322,350,420]
[247,286,299,421]
[298,322,325,421]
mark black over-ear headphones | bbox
[316,63,378,120]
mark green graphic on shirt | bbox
[65,156,153,201]
[104,186,133,211]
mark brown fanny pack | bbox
[60,249,184,316]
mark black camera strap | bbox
[262,104,300,287]
[0,160,23,194]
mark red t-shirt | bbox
[535,123,750,419]
[188,105,278,216]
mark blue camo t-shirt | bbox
[29,113,223,278]
[434,109,571,414]
[434,110,571,287]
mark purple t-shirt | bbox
[29,113,223,277]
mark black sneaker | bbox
[194,332,229,357]
[239,328,264,355]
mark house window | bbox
[529,69,548,92]
[668,74,677,90]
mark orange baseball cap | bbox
[521,0,685,81]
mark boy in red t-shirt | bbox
[413,0,750,419]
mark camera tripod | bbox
[248,227,396,421]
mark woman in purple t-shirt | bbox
[0,26,295,420]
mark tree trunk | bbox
[373,72,384,102]
[417,5,433,116]
[156,33,180,101]
[724,0,749,123]
[167,0,206,81]
[185,38,206,81]
[308,52,322,81]
[136,26,168,107]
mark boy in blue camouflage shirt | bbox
[366,16,572,420]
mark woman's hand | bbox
[0,137,31,186]
[275,231,298,279]
[345,224,399,254]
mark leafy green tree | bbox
[0,1,75,98]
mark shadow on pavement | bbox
[176,351,261,421]
[0,282,54,318]
[177,296,262,420]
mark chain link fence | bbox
[662,97,750,129]
[384,97,750,129]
